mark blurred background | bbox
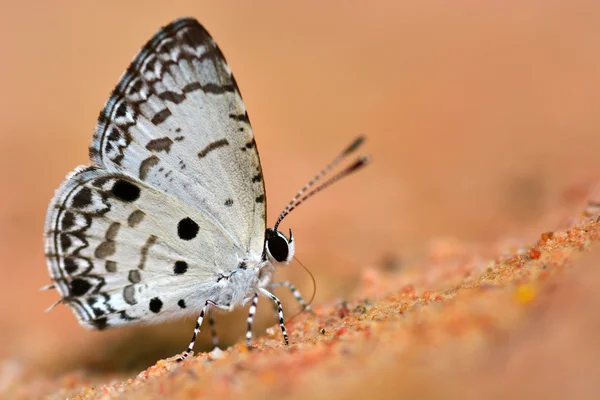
[1,0,600,372]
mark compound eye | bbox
[267,233,289,263]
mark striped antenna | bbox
[273,136,368,230]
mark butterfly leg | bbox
[208,308,219,349]
[268,281,315,315]
[178,299,225,362]
[259,288,289,345]
[245,293,259,348]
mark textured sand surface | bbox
[4,201,600,399]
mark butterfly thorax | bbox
[206,257,274,308]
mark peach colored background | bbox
[1,1,599,367]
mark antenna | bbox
[273,136,369,230]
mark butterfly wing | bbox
[91,18,265,255]
[45,168,247,328]
[45,18,266,329]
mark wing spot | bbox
[178,299,186,309]
[95,222,120,259]
[71,187,93,208]
[115,102,127,118]
[224,198,234,207]
[61,211,75,230]
[60,234,72,252]
[178,218,199,240]
[146,137,174,153]
[95,241,115,259]
[174,261,188,275]
[151,108,172,125]
[255,194,265,203]
[149,297,163,313]
[70,278,92,296]
[128,269,141,283]
[159,91,186,104]
[123,285,137,305]
[198,139,229,158]
[139,155,160,180]
[182,82,202,93]
[228,112,249,124]
[64,257,78,274]
[127,210,145,227]
[105,222,121,241]
[111,180,140,202]
[138,235,157,269]
[105,260,117,272]
[91,317,108,330]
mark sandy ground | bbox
[1,1,600,399]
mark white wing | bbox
[90,17,265,255]
[45,168,246,328]
[44,18,266,329]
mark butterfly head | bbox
[265,228,295,266]
[265,136,369,268]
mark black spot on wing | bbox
[64,257,78,274]
[111,180,140,202]
[70,278,92,296]
[224,198,234,207]
[115,102,127,118]
[60,234,71,252]
[178,299,186,309]
[61,211,75,230]
[149,297,163,313]
[174,261,188,275]
[91,317,108,330]
[255,194,265,203]
[177,218,199,240]
[72,187,93,208]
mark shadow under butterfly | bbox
[42,17,369,363]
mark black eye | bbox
[267,234,289,262]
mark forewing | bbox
[45,167,242,328]
[90,18,265,255]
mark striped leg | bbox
[245,293,259,348]
[268,281,315,315]
[177,300,229,362]
[259,288,289,345]
[208,308,219,349]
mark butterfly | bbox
[43,17,368,361]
